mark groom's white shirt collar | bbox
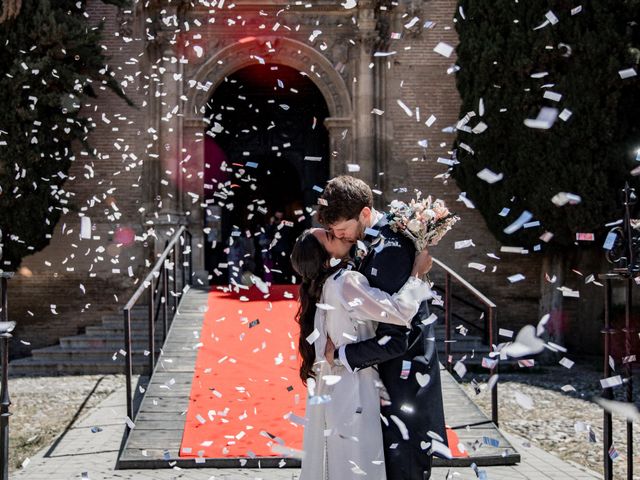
[369,207,383,229]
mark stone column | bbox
[182,119,209,284]
[354,0,378,187]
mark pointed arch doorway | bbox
[203,63,330,284]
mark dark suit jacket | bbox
[341,215,447,468]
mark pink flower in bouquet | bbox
[387,194,459,251]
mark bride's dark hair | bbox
[290,229,345,385]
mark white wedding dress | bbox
[300,268,431,480]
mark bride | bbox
[291,228,433,480]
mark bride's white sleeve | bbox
[338,270,431,327]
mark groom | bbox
[318,175,447,480]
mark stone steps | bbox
[10,288,494,375]
[9,302,177,376]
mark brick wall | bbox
[8,0,149,357]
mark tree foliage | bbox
[453,1,640,249]
[0,0,131,270]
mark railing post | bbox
[602,278,614,480]
[0,274,15,480]
[488,306,498,427]
[162,262,168,341]
[148,282,155,375]
[172,245,178,314]
[624,277,633,480]
[444,272,452,373]
[123,308,133,437]
[181,234,186,293]
[188,232,193,285]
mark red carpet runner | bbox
[180,285,305,460]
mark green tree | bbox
[453,1,640,250]
[453,1,640,344]
[0,0,131,270]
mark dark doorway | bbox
[203,64,330,285]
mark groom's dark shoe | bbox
[422,452,433,479]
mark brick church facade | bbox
[8,0,558,360]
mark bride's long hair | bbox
[290,229,345,385]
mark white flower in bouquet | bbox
[388,195,459,251]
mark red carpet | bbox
[180,285,305,459]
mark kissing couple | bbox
[291,175,448,480]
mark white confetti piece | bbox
[396,99,413,117]
[507,274,525,283]
[545,11,559,24]
[433,42,454,58]
[390,415,409,440]
[600,375,623,389]
[618,68,636,79]
[306,328,320,344]
[124,416,136,429]
[454,239,475,249]
[514,391,534,410]
[415,372,430,387]
[322,375,342,385]
[499,328,513,338]
[421,313,438,326]
[551,192,582,206]
[468,262,486,272]
[80,217,92,239]
[315,303,335,311]
[543,90,562,102]
[559,108,572,121]
[559,357,574,369]
[524,107,558,129]
[503,211,533,234]
[476,168,503,184]
[594,397,640,422]
[453,361,466,378]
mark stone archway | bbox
[182,37,354,276]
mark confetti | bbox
[476,168,503,184]
[618,68,637,79]
[433,42,454,58]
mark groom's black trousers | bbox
[381,419,432,480]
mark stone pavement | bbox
[13,385,602,480]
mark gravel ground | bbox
[459,360,640,479]
[7,374,125,472]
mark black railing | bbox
[0,272,15,480]
[599,183,637,480]
[431,257,499,426]
[122,226,192,439]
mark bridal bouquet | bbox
[387,195,459,250]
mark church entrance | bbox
[202,63,330,285]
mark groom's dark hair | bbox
[317,175,373,225]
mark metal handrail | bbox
[431,256,499,426]
[122,226,193,439]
